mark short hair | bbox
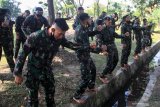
[143,18,147,22]
[25,10,30,14]
[35,7,43,11]
[78,7,84,10]
[79,13,90,21]
[54,18,69,31]
[96,19,103,25]
[103,16,111,21]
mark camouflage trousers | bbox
[74,54,96,98]
[25,65,55,107]
[102,43,118,76]
[121,41,131,67]
[0,35,15,72]
[134,34,142,55]
[14,32,26,59]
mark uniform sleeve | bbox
[113,32,125,38]
[13,34,35,76]
[88,30,101,37]
[21,16,32,35]
[43,17,49,27]
[61,37,80,50]
[121,25,126,35]
[15,17,21,32]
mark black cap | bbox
[79,13,90,21]
[96,19,103,25]
[78,7,84,10]
[35,7,43,11]
[25,10,30,14]
[54,18,69,31]
[103,16,111,21]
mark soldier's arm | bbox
[43,17,50,27]
[113,32,126,38]
[61,37,80,51]
[21,16,32,35]
[13,34,35,76]
[88,30,101,37]
[15,16,21,32]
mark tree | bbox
[0,0,21,18]
[47,0,55,25]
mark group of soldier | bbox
[0,6,154,107]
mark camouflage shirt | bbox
[99,26,125,46]
[14,28,79,76]
[121,22,133,44]
[22,15,49,36]
[74,25,101,60]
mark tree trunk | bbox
[47,0,55,25]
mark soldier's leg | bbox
[25,72,39,107]
[148,34,152,46]
[102,51,113,75]
[134,35,140,55]
[3,39,15,72]
[41,71,55,107]
[125,43,131,63]
[88,58,96,89]
[111,47,119,72]
[121,43,130,67]
[74,60,90,99]
[15,32,22,59]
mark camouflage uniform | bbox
[22,15,49,36]
[132,22,144,55]
[74,25,101,99]
[142,23,153,48]
[99,26,125,76]
[0,10,15,72]
[72,15,80,30]
[14,15,26,59]
[13,28,79,107]
[121,22,132,67]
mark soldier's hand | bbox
[125,32,130,36]
[90,43,96,49]
[101,45,107,51]
[14,75,23,85]
[97,25,103,31]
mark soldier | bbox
[14,10,30,59]
[98,11,107,20]
[142,18,153,51]
[13,18,80,107]
[133,18,145,59]
[95,19,103,47]
[98,16,129,84]
[0,8,15,72]
[22,7,49,36]
[120,15,132,68]
[73,13,106,103]
[111,12,119,32]
[72,6,84,30]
